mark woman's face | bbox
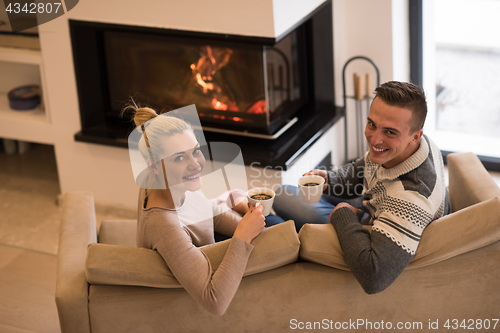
[159,130,205,193]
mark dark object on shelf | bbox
[8,85,41,110]
[342,56,380,163]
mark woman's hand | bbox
[303,169,328,191]
[233,204,265,244]
[229,193,250,216]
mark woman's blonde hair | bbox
[123,101,192,163]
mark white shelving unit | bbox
[0,45,54,145]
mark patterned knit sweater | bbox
[327,136,451,294]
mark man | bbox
[273,81,451,293]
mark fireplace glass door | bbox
[104,28,308,134]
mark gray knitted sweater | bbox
[327,136,451,294]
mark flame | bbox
[190,46,266,119]
[195,73,215,93]
[247,100,267,114]
[191,46,243,112]
[191,46,226,94]
[212,98,228,111]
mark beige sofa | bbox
[55,152,500,333]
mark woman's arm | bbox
[212,202,241,236]
[146,211,253,316]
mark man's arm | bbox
[329,206,413,294]
[325,157,365,199]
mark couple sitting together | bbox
[130,81,450,316]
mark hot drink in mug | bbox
[298,175,325,203]
[246,187,275,216]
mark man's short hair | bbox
[374,81,427,133]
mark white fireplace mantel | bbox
[65,0,326,39]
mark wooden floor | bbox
[0,244,60,333]
[0,143,135,333]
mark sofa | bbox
[55,152,500,333]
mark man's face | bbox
[364,97,422,168]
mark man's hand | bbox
[328,202,362,221]
[303,169,328,191]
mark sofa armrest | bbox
[55,191,98,333]
[447,152,500,212]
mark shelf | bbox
[0,92,53,144]
[0,46,42,65]
[0,45,52,145]
[0,93,47,124]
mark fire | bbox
[190,45,242,112]
[212,98,227,111]
[190,46,227,95]
[247,100,267,114]
[195,73,215,94]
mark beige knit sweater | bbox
[136,189,253,316]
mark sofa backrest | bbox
[87,220,300,288]
[447,152,500,212]
[299,197,500,270]
[98,219,137,246]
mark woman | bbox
[129,104,265,316]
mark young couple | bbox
[129,81,450,315]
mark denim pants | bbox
[215,184,365,240]
[272,185,365,232]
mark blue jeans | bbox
[272,185,365,232]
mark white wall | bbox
[38,0,408,209]
[273,0,326,37]
[333,0,409,161]
[60,0,327,38]
[66,0,274,37]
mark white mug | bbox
[246,187,275,216]
[298,175,325,203]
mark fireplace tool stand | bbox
[342,56,380,163]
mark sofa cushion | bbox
[86,220,300,288]
[98,220,137,247]
[299,197,500,270]
[409,196,500,268]
[447,152,500,212]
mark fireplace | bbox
[71,1,340,168]
[102,26,308,136]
